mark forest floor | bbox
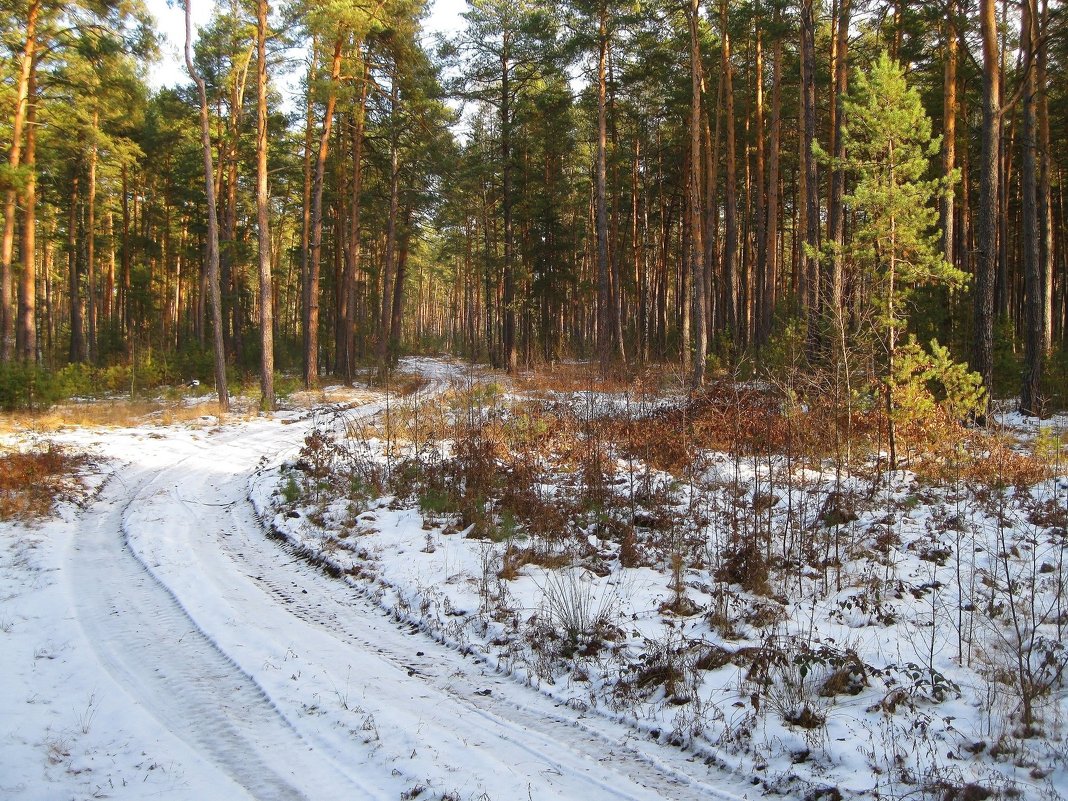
[1,357,1067,801]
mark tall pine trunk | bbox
[761,10,782,344]
[973,0,999,410]
[689,0,706,386]
[305,35,344,387]
[827,0,848,323]
[1,0,38,363]
[68,167,85,363]
[800,0,820,353]
[340,70,367,382]
[1036,0,1052,354]
[941,0,957,271]
[256,0,274,410]
[17,69,37,363]
[595,7,612,374]
[184,0,229,411]
[1019,0,1042,417]
[722,0,738,343]
[376,77,400,376]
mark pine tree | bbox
[839,52,969,467]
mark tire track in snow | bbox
[68,437,371,801]
[67,365,747,801]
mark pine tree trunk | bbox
[68,168,85,363]
[1019,0,1042,417]
[221,48,252,357]
[722,0,738,343]
[753,20,766,345]
[86,110,99,363]
[800,0,820,352]
[341,70,367,382]
[1036,0,1052,354]
[121,163,131,345]
[501,35,517,373]
[690,0,706,386]
[256,0,274,410]
[595,7,612,374]
[17,69,37,363]
[762,9,782,344]
[941,0,957,271]
[827,0,848,320]
[300,39,317,368]
[973,0,1000,410]
[389,213,411,363]
[305,35,343,388]
[2,0,38,363]
[376,78,400,376]
[184,0,229,411]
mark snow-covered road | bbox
[28,382,748,800]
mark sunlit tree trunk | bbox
[17,70,38,363]
[941,0,957,271]
[800,0,820,353]
[2,0,38,363]
[256,0,274,410]
[761,10,782,344]
[184,0,230,411]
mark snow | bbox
[253,365,1068,799]
[1,358,755,801]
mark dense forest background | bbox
[1,0,1065,415]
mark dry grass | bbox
[512,361,679,396]
[0,443,89,519]
[0,399,231,432]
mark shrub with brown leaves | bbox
[0,443,89,520]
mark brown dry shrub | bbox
[0,443,89,519]
[512,362,674,396]
[961,438,1050,490]
[716,538,771,595]
[600,380,880,474]
[498,545,571,581]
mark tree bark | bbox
[305,34,344,388]
[941,0,957,271]
[256,0,274,410]
[68,167,85,363]
[595,6,612,374]
[2,0,38,362]
[761,6,782,345]
[722,0,738,343]
[690,0,706,386]
[1019,0,1042,416]
[376,76,400,375]
[1036,0,1052,354]
[800,0,820,352]
[300,39,317,369]
[973,0,999,410]
[185,0,230,411]
[86,109,99,363]
[17,69,37,363]
[340,69,367,382]
[501,33,517,373]
[827,0,848,321]
[753,17,766,346]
